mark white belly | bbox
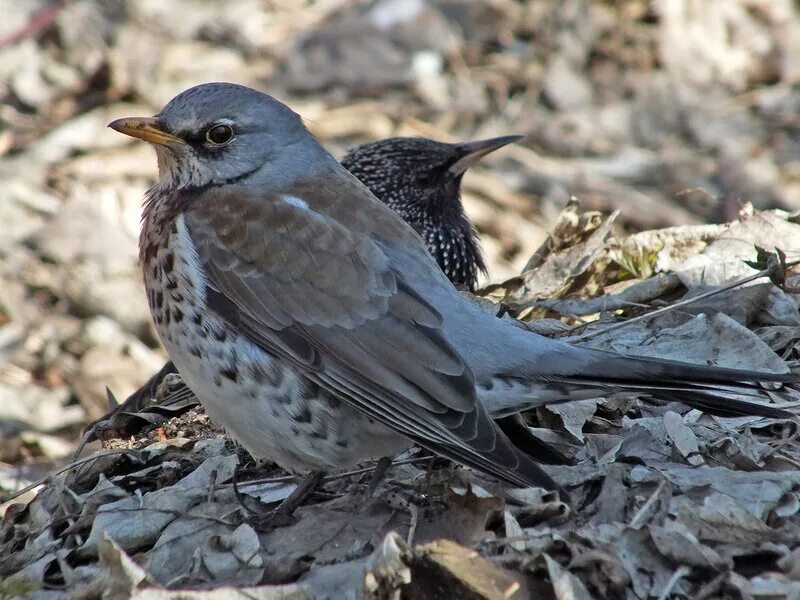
[145,215,409,472]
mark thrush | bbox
[110,83,795,497]
[107,134,515,434]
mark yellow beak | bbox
[108,117,185,146]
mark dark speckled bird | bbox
[341,135,521,292]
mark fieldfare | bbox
[110,83,795,497]
[101,134,518,438]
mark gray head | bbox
[109,82,329,190]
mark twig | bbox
[3,450,430,509]
[219,456,431,490]
[657,566,691,600]
[694,573,728,600]
[0,449,139,504]
[772,452,800,470]
[574,260,800,343]
[481,533,547,546]
[536,273,682,317]
[629,481,667,530]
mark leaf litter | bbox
[3,1,800,597]
[1,203,799,599]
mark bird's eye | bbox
[206,124,234,145]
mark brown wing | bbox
[183,179,560,491]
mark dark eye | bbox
[206,124,234,145]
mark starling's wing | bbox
[184,181,563,493]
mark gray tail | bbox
[563,349,797,419]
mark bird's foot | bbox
[494,303,511,318]
[272,470,325,523]
[242,470,326,531]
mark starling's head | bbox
[342,135,522,290]
[109,82,330,190]
[341,135,522,215]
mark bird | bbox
[109,82,795,499]
[101,134,517,436]
[341,135,520,292]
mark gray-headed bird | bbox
[111,133,518,441]
[110,83,795,499]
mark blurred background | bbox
[2,0,800,490]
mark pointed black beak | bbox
[448,134,524,176]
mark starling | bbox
[109,83,794,498]
[342,135,521,291]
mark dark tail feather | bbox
[428,434,570,502]
[653,390,791,419]
[601,351,798,385]
[123,360,179,411]
[83,360,179,434]
[571,349,797,419]
[495,415,573,465]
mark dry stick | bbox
[628,481,667,530]
[772,452,800,470]
[1,451,429,507]
[694,573,729,600]
[0,449,138,504]
[216,456,431,490]
[535,273,682,317]
[573,259,800,343]
[657,566,691,600]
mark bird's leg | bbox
[232,462,262,516]
[268,470,325,527]
[367,456,393,496]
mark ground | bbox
[2,1,800,598]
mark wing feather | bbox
[182,183,558,491]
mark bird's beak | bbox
[108,117,185,146]
[448,134,524,176]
